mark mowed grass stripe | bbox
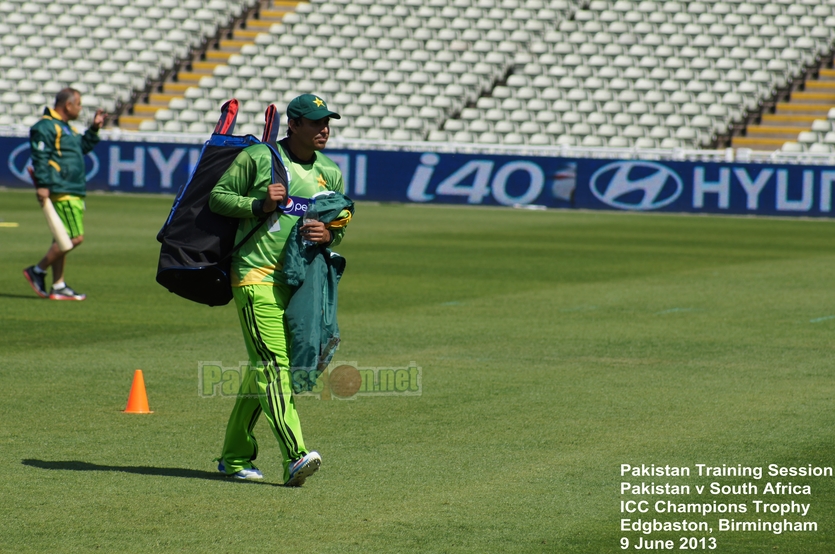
[0,190,834,553]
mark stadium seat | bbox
[1,0,824,144]
[808,143,833,154]
[781,142,803,153]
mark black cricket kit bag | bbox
[155,100,287,306]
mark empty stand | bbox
[138,0,833,149]
[737,66,835,151]
[0,0,258,127]
[1,0,834,152]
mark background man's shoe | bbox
[49,285,86,301]
[23,267,48,298]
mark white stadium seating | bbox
[0,0,256,126]
[786,107,835,153]
[1,0,834,151]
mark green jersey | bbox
[209,141,346,287]
[29,107,100,197]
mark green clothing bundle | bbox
[284,191,355,393]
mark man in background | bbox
[23,88,106,301]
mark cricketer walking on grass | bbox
[209,94,350,486]
[23,87,106,301]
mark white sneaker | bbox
[285,451,321,487]
[218,460,263,480]
[49,284,86,301]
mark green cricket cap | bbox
[286,94,341,120]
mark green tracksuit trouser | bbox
[219,284,308,482]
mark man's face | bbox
[63,93,82,121]
[290,116,330,151]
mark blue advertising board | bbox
[3,136,834,217]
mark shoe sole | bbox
[229,471,263,480]
[23,270,48,299]
[49,295,86,301]
[285,456,321,487]
[218,463,262,480]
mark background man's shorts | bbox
[51,195,85,239]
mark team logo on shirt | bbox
[317,174,327,188]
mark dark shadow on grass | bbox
[22,459,276,485]
[0,293,41,300]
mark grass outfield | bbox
[1,188,834,553]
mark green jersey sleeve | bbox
[79,127,100,155]
[209,150,263,218]
[209,144,292,287]
[325,167,347,247]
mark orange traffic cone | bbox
[123,369,153,414]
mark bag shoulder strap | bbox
[264,142,289,192]
[223,141,288,259]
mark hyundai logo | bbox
[8,142,100,184]
[590,161,683,211]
